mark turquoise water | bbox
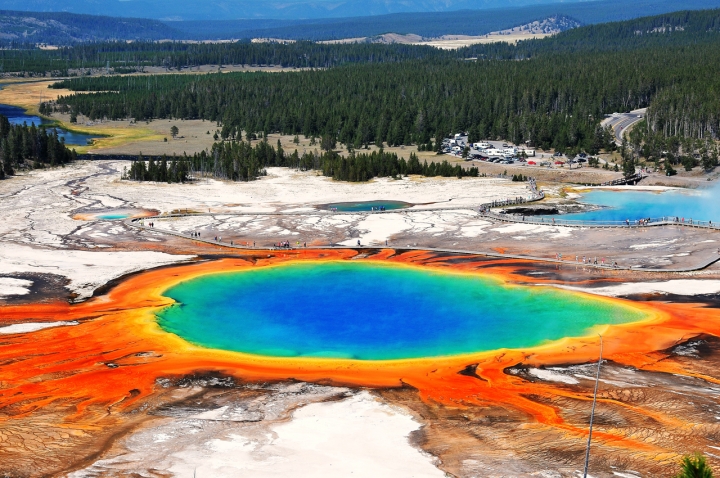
[75,209,155,221]
[157,262,646,360]
[325,200,411,212]
[0,104,98,146]
[97,213,130,220]
[560,188,713,222]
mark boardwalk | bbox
[122,178,720,274]
[482,211,720,230]
[125,201,720,275]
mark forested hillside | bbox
[460,8,720,58]
[0,116,77,179]
[49,37,718,152]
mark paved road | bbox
[601,108,647,144]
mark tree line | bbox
[0,40,453,76]
[123,139,479,184]
[0,115,77,180]
[123,154,192,183]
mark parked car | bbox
[553,152,563,157]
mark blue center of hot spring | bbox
[157,262,646,360]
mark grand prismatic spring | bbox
[3,245,720,476]
[157,261,648,360]
[0,248,711,405]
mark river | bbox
[0,82,98,146]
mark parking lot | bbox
[440,133,603,171]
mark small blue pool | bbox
[323,200,412,212]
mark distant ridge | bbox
[1,0,719,45]
[3,0,720,22]
[0,0,623,21]
[0,10,183,44]
[170,0,720,41]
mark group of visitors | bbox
[626,218,652,226]
[183,228,308,250]
[552,253,620,268]
[488,197,528,208]
[275,240,307,249]
[571,255,619,267]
